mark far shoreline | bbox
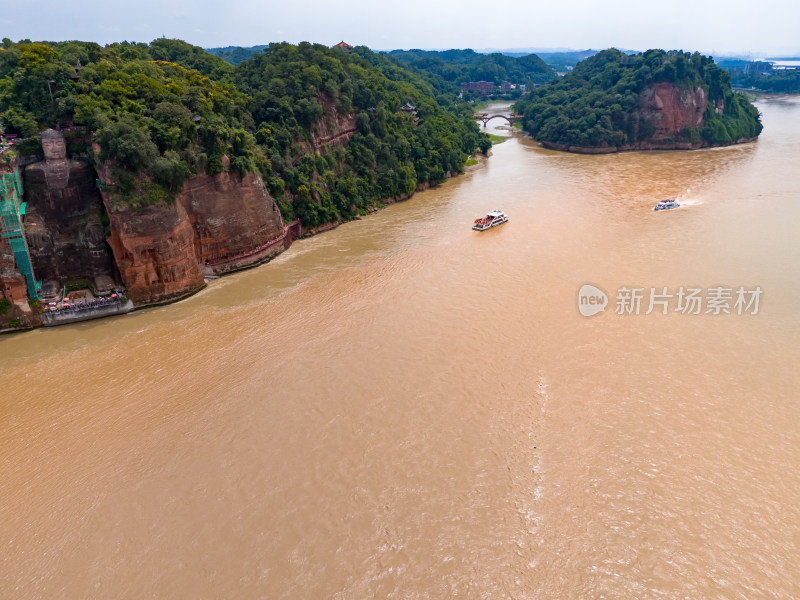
[536,136,760,155]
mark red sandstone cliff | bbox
[180,168,283,264]
[95,146,285,306]
[104,195,204,306]
[638,83,707,140]
[310,98,358,151]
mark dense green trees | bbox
[385,49,554,90]
[209,45,556,94]
[0,39,256,207]
[0,38,485,225]
[207,45,269,67]
[234,42,484,226]
[744,69,800,93]
[514,49,762,149]
[718,59,800,94]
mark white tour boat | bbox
[473,209,508,231]
[654,198,680,211]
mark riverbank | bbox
[303,157,487,234]
[535,136,759,154]
[0,154,491,334]
[733,88,800,99]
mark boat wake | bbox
[676,188,703,206]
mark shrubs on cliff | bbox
[514,49,762,149]
[1,38,485,223]
[235,42,484,227]
[0,39,259,206]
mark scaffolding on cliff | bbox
[0,168,39,299]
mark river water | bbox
[1,100,799,599]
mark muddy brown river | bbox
[1,99,799,599]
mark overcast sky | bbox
[3,0,799,56]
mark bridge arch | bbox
[473,114,523,127]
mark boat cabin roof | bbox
[487,210,505,217]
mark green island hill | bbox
[513,48,763,153]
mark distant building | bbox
[400,102,417,115]
[769,60,800,71]
[333,41,353,53]
[460,81,496,96]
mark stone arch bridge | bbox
[473,113,524,127]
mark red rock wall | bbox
[96,146,285,306]
[311,100,358,151]
[179,169,283,263]
[104,198,205,306]
[638,83,706,140]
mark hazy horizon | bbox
[2,0,799,57]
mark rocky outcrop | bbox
[639,83,706,140]
[311,99,358,151]
[95,146,285,306]
[104,198,205,306]
[180,167,284,264]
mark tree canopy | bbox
[0,38,486,223]
[236,42,484,226]
[206,45,269,67]
[717,58,800,94]
[385,49,554,89]
[514,49,763,149]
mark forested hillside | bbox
[386,48,554,89]
[207,45,269,67]
[0,38,486,226]
[514,49,762,150]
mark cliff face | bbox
[639,83,706,140]
[180,168,283,263]
[104,198,204,306]
[310,99,358,151]
[23,153,116,284]
[96,147,285,306]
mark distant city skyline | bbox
[2,0,799,57]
